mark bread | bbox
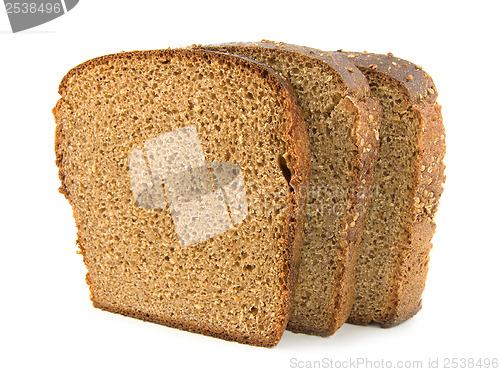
[202,41,381,336]
[54,48,311,347]
[339,51,446,326]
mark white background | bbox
[1,1,499,371]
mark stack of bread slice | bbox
[54,41,445,347]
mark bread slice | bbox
[202,42,381,336]
[54,48,311,347]
[339,51,446,326]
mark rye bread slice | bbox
[202,41,381,336]
[54,48,311,347]
[339,51,446,326]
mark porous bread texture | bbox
[341,52,446,326]
[54,49,311,347]
[203,42,381,336]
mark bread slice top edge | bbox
[339,51,438,105]
[202,40,371,100]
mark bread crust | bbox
[339,52,446,326]
[54,48,311,347]
[203,40,370,98]
[201,42,381,336]
[339,51,438,105]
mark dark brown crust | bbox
[200,42,381,336]
[337,52,446,326]
[54,48,311,347]
[339,51,438,104]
